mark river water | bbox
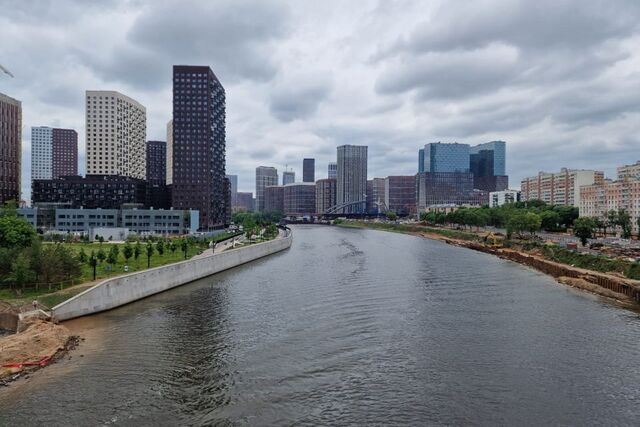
[1,225,640,425]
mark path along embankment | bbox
[51,232,292,321]
[416,230,640,305]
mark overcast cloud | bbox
[1,0,640,199]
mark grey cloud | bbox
[269,80,332,122]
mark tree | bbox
[88,251,98,280]
[181,238,189,259]
[385,211,398,221]
[617,209,632,239]
[106,247,118,266]
[169,240,178,255]
[606,210,618,236]
[78,248,88,263]
[96,248,106,263]
[123,243,133,264]
[7,252,36,291]
[0,215,36,249]
[146,242,154,268]
[524,212,542,235]
[574,217,597,246]
[540,210,560,231]
[134,242,142,265]
[156,240,165,256]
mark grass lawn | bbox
[1,232,241,306]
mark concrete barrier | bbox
[52,233,292,321]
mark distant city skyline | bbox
[2,1,639,200]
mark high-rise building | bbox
[166,119,173,185]
[385,176,416,216]
[303,158,315,182]
[32,127,78,181]
[328,162,337,180]
[470,141,508,192]
[171,65,229,229]
[255,166,278,212]
[418,148,425,173]
[0,93,21,204]
[264,185,284,213]
[520,168,604,207]
[316,178,336,214]
[337,145,368,213]
[581,178,640,233]
[284,183,316,216]
[146,141,166,185]
[85,90,146,179]
[283,171,295,185]
[235,192,254,212]
[422,142,470,173]
[226,174,238,207]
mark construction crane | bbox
[0,63,14,78]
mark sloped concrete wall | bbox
[52,234,292,321]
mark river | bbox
[1,225,640,425]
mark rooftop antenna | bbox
[0,64,15,78]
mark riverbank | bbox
[339,221,640,306]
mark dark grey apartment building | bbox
[171,65,230,229]
[0,93,21,204]
[303,158,315,182]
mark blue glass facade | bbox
[470,141,505,176]
[423,142,470,173]
[418,148,425,173]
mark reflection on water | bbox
[2,225,640,425]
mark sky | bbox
[1,0,640,200]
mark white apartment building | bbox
[489,189,521,207]
[31,126,53,180]
[520,168,604,207]
[85,90,146,179]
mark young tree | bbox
[146,242,154,268]
[123,243,133,265]
[156,240,165,257]
[78,248,88,263]
[574,217,597,246]
[106,247,118,266]
[169,240,178,255]
[617,209,632,239]
[96,248,107,263]
[134,241,142,265]
[8,252,36,291]
[606,210,618,236]
[385,211,398,221]
[181,238,189,259]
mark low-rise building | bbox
[489,190,521,207]
[520,168,604,207]
[416,172,484,210]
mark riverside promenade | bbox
[52,231,292,321]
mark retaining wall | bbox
[52,234,292,321]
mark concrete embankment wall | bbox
[52,234,292,321]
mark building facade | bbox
[489,190,521,207]
[171,65,229,229]
[166,119,173,185]
[32,127,78,181]
[264,185,285,213]
[520,168,604,207]
[85,90,146,179]
[416,172,481,209]
[366,178,386,214]
[418,148,425,173]
[423,142,470,173]
[284,183,316,216]
[235,192,254,212]
[337,145,368,213]
[316,178,336,214]
[470,140,508,192]
[146,140,166,184]
[580,179,640,233]
[617,161,640,180]
[282,171,295,185]
[0,93,21,204]
[328,162,337,180]
[385,175,416,216]
[303,158,315,182]
[32,175,148,209]
[255,166,278,212]
[226,174,238,207]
